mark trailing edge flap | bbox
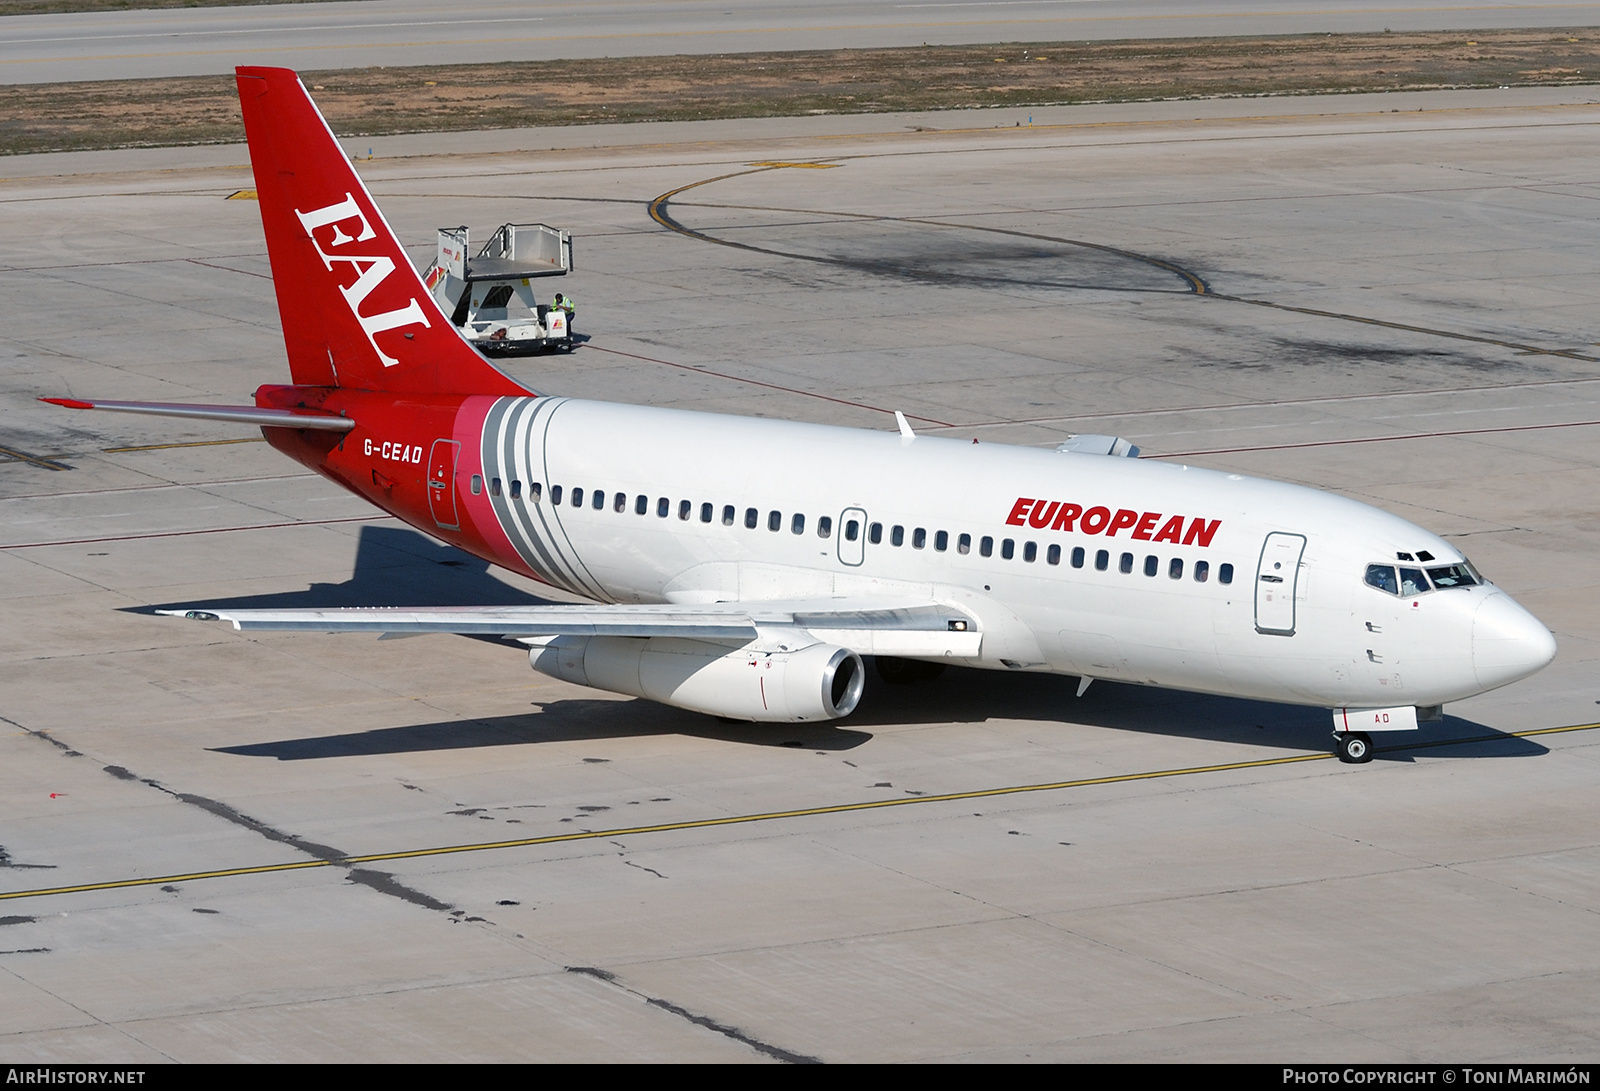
[163,600,983,657]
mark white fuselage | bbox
[470,396,1554,710]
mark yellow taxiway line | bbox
[4,721,1595,903]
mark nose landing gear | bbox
[1335,731,1374,764]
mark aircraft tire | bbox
[1337,732,1374,764]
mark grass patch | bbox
[3,29,1598,156]
[0,0,354,15]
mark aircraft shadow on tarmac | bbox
[169,528,1545,764]
[137,524,558,612]
[210,671,1545,762]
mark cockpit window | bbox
[1398,567,1430,596]
[1365,565,1398,595]
[1426,564,1478,589]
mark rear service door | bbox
[1255,532,1306,635]
[837,507,867,567]
[428,438,461,530]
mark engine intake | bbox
[529,636,864,722]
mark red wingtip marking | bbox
[40,397,94,409]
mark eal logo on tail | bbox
[296,192,432,367]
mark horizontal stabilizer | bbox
[40,398,354,432]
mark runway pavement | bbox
[1,88,1598,1061]
[5,0,1600,83]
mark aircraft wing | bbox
[163,600,982,658]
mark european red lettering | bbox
[1028,500,1059,529]
[1080,506,1111,534]
[1152,515,1184,544]
[1182,517,1222,547]
[1104,509,1139,537]
[1052,503,1082,532]
[1006,498,1033,526]
[1131,511,1160,540]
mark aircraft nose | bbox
[1472,592,1556,689]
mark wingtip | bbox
[157,609,221,622]
[40,397,94,410]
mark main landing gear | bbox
[1335,731,1374,764]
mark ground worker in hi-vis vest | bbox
[553,292,575,329]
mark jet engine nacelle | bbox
[528,635,865,722]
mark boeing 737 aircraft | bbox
[45,67,1557,764]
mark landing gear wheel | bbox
[874,656,946,685]
[1337,732,1374,764]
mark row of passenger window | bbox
[477,476,836,534]
[472,475,1234,582]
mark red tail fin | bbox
[236,67,527,396]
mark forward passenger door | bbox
[1255,532,1306,635]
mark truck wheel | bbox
[1337,732,1373,764]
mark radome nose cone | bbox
[1473,593,1556,689]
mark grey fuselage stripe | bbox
[480,397,608,600]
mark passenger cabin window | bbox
[1095,549,1109,571]
[510,480,521,500]
[679,500,692,520]
[1046,544,1060,565]
[549,484,562,505]
[912,528,926,549]
[1194,560,1209,583]
[768,510,782,532]
[845,519,860,541]
[701,503,713,523]
[571,487,583,508]
[658,497,670,518]
[1169,558,1183,580]
[593,490,605,510]
[722,505,735,526]
[1023,542,1037,563]
[818,516,832,538]
[792,514,805,535]
[1000,539,1014,560]
[471,474,483,495]
[958,533,971,555]
[530,482,542,503]
[869,523,883,545]
[1119,552,1134,574]
[1219,563,1234,585]
[490,477,502,498]
[745,507,758,529]
[1143,555,1158,577]
[615,493,627,513]
[935,530,948,552]
[891,525,904,546]
[636,494,648,515]
[979,536,993,558]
